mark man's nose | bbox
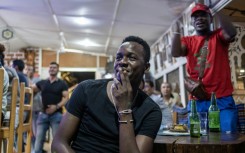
[119,57,128,66]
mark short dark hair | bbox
[122,36,151,63]
[13,59,25,71]
[50,61,59,67]
[145,80,154,88]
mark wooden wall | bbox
[42,50,108,68]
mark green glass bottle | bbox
[190,99,200,137]
[208,92,220,132]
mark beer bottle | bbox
[208,92,220,132]
[190,99,200,137]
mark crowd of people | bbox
[0,2,240,153]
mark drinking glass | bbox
[198,112,208,135]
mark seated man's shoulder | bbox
[77,79,108,89]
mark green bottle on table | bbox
[190,99,200,137]
[208,92,220,132]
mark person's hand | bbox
[45,104,57,114]
[111,67,133,111]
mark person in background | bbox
[4,65,19,107]
[13,59,29,92]
[51,36,162,153]
[0,44,9,124]
[139,78,145,90]
[32,61,69,153]
[12,60,29,126]
[171,3,238,132]
[143,80,162,105]
[161,82,182,108]
[12,59,29,152]
[0,45,20,110]
[159,82,185,129]
[25,65,42,153]
[0,46,20,124]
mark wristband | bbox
[118,120,134,124]
[118,109,132,114]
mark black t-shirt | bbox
[36,79,68,110]
[66,79,162,153]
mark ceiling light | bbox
[78,8,89,15]
[78,39,100,47]
[75,17,92,25]
[59,32,64,36]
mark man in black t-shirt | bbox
[52,36,162,153]
[32,62,68,153]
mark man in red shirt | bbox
[171,3,238,132]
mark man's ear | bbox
[144,63,150,73]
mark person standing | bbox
[32,62,68,153]
[51,36,162,153]
[25,66,42,153]
[171,3,237,132]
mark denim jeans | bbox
[32,111,40,153]
[34,111,62,153]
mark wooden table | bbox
[153,132,245,153]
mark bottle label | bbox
[191,124,199,133]
[209,111,220,129]
[190,122,200,137]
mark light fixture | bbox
[2,29,13,40]
[77,39,100,47]
[74,17,93,26]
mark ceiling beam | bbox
[104,0,121,54]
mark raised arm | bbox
[171,23,187,57]
[51,112,80,153]
[215,12,237,41]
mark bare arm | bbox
[215,12,237,41]
[57,90,69,108]
[51,112,80,153]
[171,23,187,57]
[46,90,69,114]
[119,114,155,153]
[31,84,39,93]
[112,68,155,153]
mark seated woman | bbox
[161,82,182,109]
[158,82,184,131]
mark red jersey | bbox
[181,28,233,98]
